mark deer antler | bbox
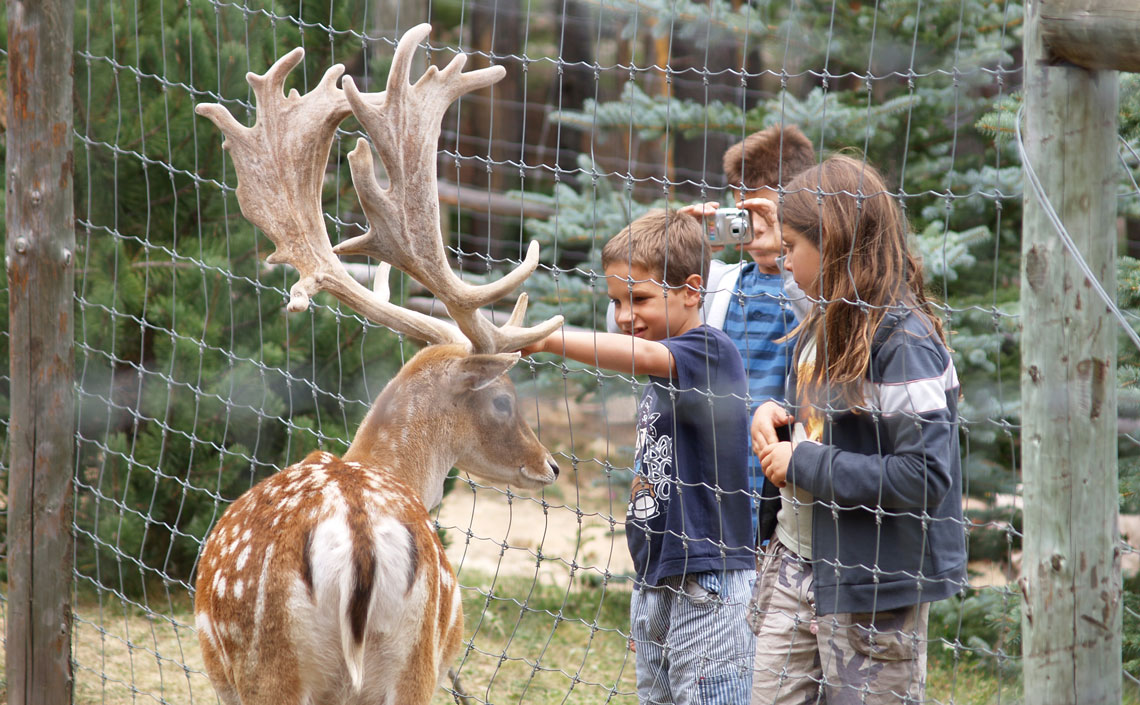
[195,46,469,346]
[196,28,562,352]
[334,23,563,353]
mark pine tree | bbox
[515,2,1024,494]
[2,0,413,596]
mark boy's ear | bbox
[682,273,703,307]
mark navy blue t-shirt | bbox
[626,325,755,587]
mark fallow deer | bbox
[192,24,563,705]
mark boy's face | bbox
[736,186,781,269]
[605,262,702,341]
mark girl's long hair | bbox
[781,154,946,410]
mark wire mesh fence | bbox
[2,0,1140,703]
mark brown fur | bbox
[192,24,559,705]
[194,345,556,705]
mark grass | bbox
[3,578,1121,705]
[436,573,636,704]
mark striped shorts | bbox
[631,569,756,705]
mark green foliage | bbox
[1118,257,1140,512]
[65,0,409,597]
[975,92,1021,145]
[1125,572,1140,675]
[965,507,1021,564]
[929,588,1021,676]
[1122,74,1140,149]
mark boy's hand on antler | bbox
[518,335,550,357]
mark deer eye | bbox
[492,394,512,414]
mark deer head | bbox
[195,21,563,490]
[192,25,562,705]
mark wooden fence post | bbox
[5,0,77,703]
[1020,1,1140,703]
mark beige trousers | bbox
[748,538,929,705]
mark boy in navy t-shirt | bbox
[523,209,755,705]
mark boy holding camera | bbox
[524,209,756,705]
[683,125,817,540]
[701,125,815,400]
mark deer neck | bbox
[342,389,457,509]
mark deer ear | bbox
[459,352,520,391]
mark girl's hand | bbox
[758,441,793,488]
[751,401,794,457]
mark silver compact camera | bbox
[708,207,754,245]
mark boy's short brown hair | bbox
[723,124,815,193]
[601,209,709,288]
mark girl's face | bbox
[782,226,821,297]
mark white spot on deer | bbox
[234,579,245,600]
[283,493,303,511]
[320,480,347,513]
[236,544,252,571]
[217,575,227,599]
[196,612,216,647]
[221,621,240,639]
[241,528,253,544]
[250,542,276,655]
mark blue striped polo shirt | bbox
[719,263,797,538]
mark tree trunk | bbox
[1019,1,1122,702]
[6,0,77,702]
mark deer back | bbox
[195,450,462,704]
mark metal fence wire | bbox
[2,0,1140,703]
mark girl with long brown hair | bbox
[746,155,966,705]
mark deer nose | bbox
[547,458,560,479]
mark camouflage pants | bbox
[747,538,929,705]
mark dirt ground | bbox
[437,391,641,583]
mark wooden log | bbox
[1020,1,1121,703]
[6,1,77,703]
[1040,0,1140,72]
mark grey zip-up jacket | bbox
[759,307,967,615]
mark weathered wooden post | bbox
[1020,2,1140,703]
[5,0,76,703]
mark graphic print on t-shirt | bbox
[628,391,673,521]
[796,337,823,443]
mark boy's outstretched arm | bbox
[522,330,676,377]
